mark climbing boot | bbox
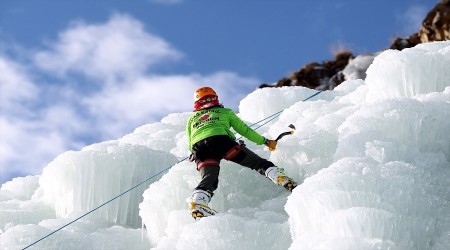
[265,167,298,191]
[188,189,217,219]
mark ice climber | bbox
[186,86,298,219]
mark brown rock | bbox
[259,51,353,90]
[419,0,450,42]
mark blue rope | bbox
[23,90,322,249]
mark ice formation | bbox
[1,41,450,250]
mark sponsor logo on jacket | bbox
[200,114,210,121]
[193,112,220,129]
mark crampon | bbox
[280,177,297,192]
[190,202,218,219]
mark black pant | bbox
[192,135,275,194]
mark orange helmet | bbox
[194,87,217,102]
[193,87,220,111]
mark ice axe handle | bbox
[275,124,296,142]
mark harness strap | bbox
[223,145,242,160]
[196,159,220,171]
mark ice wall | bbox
[39,141,178,228]
[36,113,187,229]
[365,41,450,102]
[285,42,450,249]
[285,92,450,249]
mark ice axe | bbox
[268,124,296,151]
[275,124,296,141]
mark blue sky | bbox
[0,0,437,183]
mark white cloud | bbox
[34,13,183,82]
[0,55,86,182]
[0,56,38,114]
[0,116,68,182]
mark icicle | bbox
[141,221,145,242]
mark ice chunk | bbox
[343,53,376,80]
[0,219,150,250]
[119,112,191,153]
[40,141,178,228]
[238,86,318,122]
[140,159,292,247]
[0,175,39,200]
[365,41,450,101]
[286,157,450,249]
[0,199,55,233]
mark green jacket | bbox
[186,107,266,150]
